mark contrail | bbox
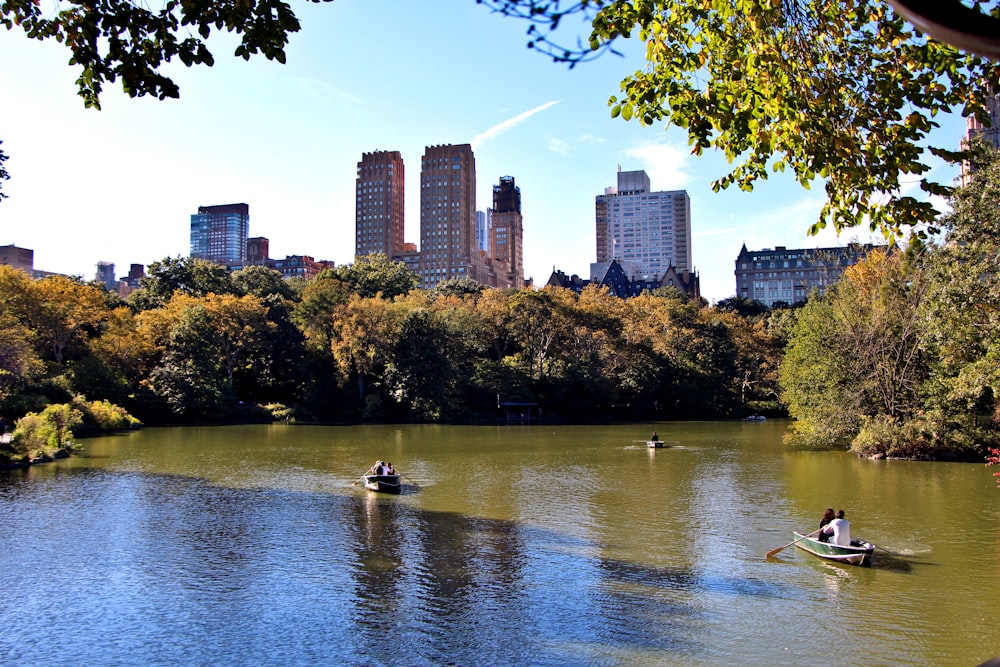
[471,100,560,150]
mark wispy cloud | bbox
[291,77,363,105]
[472,100,560,150]
[548,138,572,156]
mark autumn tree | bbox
[28,275,111,364]
[780,247,936,453]
[201,293,276,394]
[329,294,407,416]
[0,314,44,406]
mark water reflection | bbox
[0,423,997,666]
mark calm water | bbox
[1,421,998,666]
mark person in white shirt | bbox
[822,509,851,546]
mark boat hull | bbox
[792,532,874,566]
[647,441,665,448]
[363,474,401,494]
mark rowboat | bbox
[647,440,666,448]
[363,473,401,494]
[792,531,875,566]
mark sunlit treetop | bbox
[480,0,1000,238]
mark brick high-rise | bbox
[491,176,525,289]
[355,150,405,259]
[418,144,478,289]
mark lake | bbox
[1,421,997,666]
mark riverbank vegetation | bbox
[0,254,787,432]
[779,142,1000,460]
[2,149,1000,463]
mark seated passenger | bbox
[822,510,851,546]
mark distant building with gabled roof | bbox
[548,259,700,300]
[734,243,880,307]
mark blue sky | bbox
[0,0,966,302]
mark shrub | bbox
[71,396,142,435]
[850,412,996,461]
[10,403,82,459]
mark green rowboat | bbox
[792,531,875,566]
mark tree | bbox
[921,141,1000,424]
[149,304,225,417]
[201,293,275,394]
[330,254,419,300]
[29,275,111,364]
[8,0,998,239]
[485,0,1000,236]
[129,256,236,309]
[0,314,44,404]
[2,0,317,109]
[780,247,932,451]
[383,308,461,421]
[715,297,770,319]
[292,273,353,353]
[232,265,295,300]
[329,295,407,411]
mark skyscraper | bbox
[594,169,691,280]
[190,203,249,267]
[476,210,490,254]
[419,144,477,289]
[355,150,405,259]
[491,176,525,289]
[95,261,116,290]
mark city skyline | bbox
[0,2,963,302]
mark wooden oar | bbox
[766,528,822,558]
[401,472,419,488]
[351,469,375,485]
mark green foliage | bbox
[920,139,1000,421]
[149,305,225,418]
[232,265,296,300]
[70,395,141,435]
[486,0,1000,236]
[1,0,314,109]
[330,254,419,300]
[129,257,237,310]
[780,248,930,447]
[851,412,997,461]
[9,403,82,458]
[779,141,1000,457]
[0,246,792,425]
[383,309,460,421]
[428,277,489,299]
